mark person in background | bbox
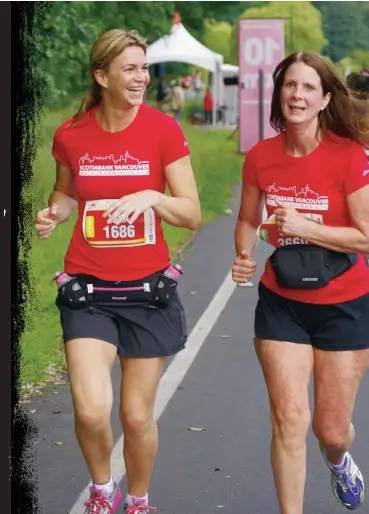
[203,87,213,124]
[156,76,168,111]
[346,69,369,265]
[182,75,192,91]
[193,72,202,99]
[346,71,369,100]
[170,80,185,121]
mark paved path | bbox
[28,187,369,513]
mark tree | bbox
[336,50,369,79]
[349,50,369,70]
[200,1,264,23]
[173,1,205,39]
[34,1,274,109]
[202,19,233,59]
[37,2,176,107]
[316,1,369,62]
[362,2,369,30]
[228,1,327,65]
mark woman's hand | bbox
[274,200,310,237]
[35,204,61,239]
[231,251,257,283]
[103,190,161,225]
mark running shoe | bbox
[320,444,365,510]
[123,498,157,514]
[83,480,122,513]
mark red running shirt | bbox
[243,132,369,304]
[203,92,213,112]
[52,104,190,281]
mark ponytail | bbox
[73,81,101,124]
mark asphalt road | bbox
[27,187,369,514]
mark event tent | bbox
[221,64,239,76]
[218,64,239,126]
[147,20,224,126]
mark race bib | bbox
[82,200,156,248]
[258,213,323,248]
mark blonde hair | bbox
[73,29,147,122]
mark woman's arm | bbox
[235,180,264,257]
[48,161,78,224]
[294,185,369,254]
[152,155,201,231]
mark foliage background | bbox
[32,1,369,111]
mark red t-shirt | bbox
[243,132,369,304]
[52,104,190,281]
[204,92,213,112]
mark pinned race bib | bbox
[258,213,323,248]
[82,199,156,248]
[258,214,279,247]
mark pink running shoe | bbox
[84,481,122,513]
[124,498,157,514]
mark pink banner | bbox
[238,19,285,154]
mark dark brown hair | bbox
[346,71,369,100]
[73,29,147,123]
[270,51,369,147]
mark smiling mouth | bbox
[289,105,305,112]
[128,87,144,93]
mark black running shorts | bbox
[56,273,188,358]
[254,282,369,351]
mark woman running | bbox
[35,29,201,514]
[232,51,369,513]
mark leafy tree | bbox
[173,1,205,39]
[316,1,369,62]
[362,2,369,29]
[349,50,369,70]
[34,1,271,109]
[199,1,265,23]
[336,50,369,79]
[202,19,233,59]
[37,2,176,107]
[228,1,327,64]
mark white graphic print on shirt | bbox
[265,183,329,211]
[79,151,150,176]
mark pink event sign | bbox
[238,19,285,154]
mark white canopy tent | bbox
[147,21,224,126]
[219,64,239,127]
[221,64,239,76]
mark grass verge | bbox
[21,106,243,386]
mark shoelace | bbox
[336,470,360,496]
[84,495,113,514]
[125,504,157,514]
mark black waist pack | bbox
[56,268,179,308]
[269,245,358,289]
[56,276,154,308]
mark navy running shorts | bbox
[254,282,369,351]
[56,272,188,358]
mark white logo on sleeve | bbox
[363,169,369,177]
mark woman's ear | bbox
[321,91,331,111]
[94,69,108,90]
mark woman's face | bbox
[96,45,150,109]
[280,61,331,128]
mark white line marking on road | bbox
[69,271,237,513]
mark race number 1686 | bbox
[103,224,135,239]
